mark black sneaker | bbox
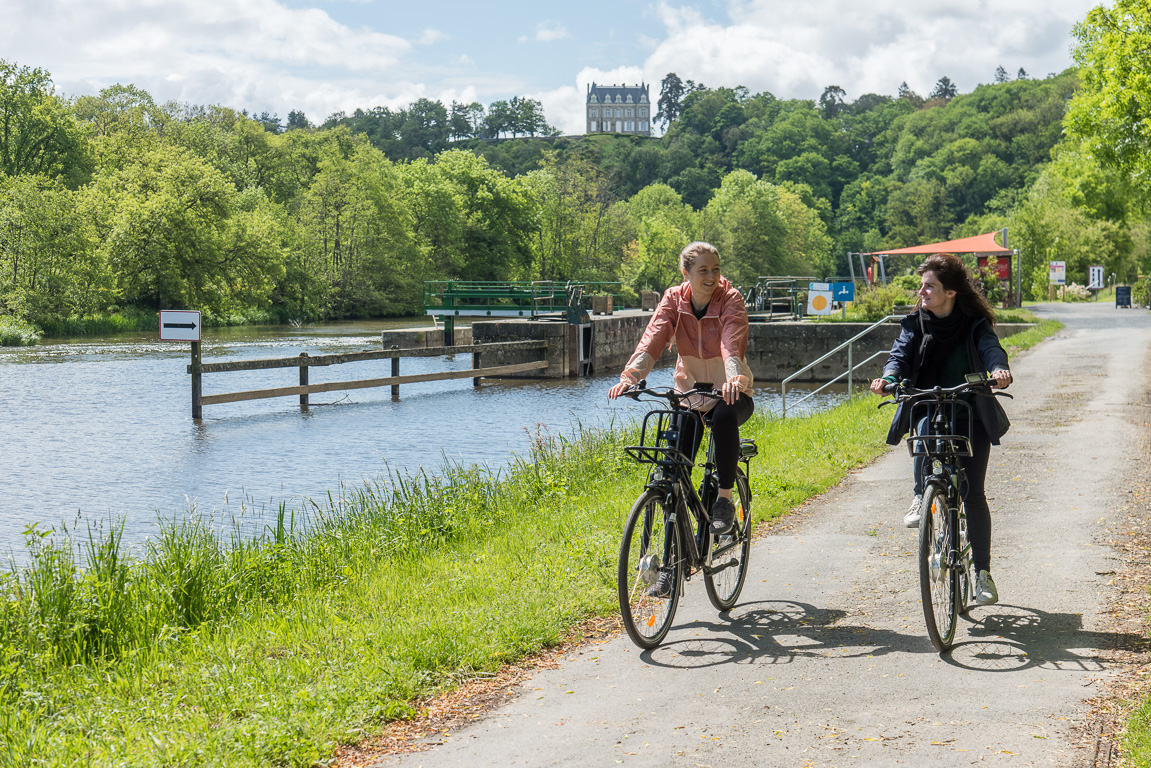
[648,570,674,598]
[710,497,736,536]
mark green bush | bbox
[847,283,917,321]
[0,316,40,346]
[892,274,920,291]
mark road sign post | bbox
[160,310,203,418]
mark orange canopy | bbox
[866,231,1010,256]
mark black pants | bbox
[913,416,992,573]
[675,394,754,489]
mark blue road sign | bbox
[833,282,855,302]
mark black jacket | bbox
[882,309,1011,446]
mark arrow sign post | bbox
[159,310,203,418]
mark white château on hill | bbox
[586,83,651,136]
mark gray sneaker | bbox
[974,570,998,605]
[904,495,923,528]
[648,570,674,599]
[710,497,736,536]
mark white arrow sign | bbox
[159,310,201,341]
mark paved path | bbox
[382,302,1151,768]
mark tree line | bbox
[3,26,1151,335]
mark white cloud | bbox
[0,0,413,118]
[519,21,570,44]
[639,0,1092,100]
[418,28,447,45]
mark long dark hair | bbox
[918,253,996,327]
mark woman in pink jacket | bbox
[609,241,755,537]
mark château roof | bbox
[587,82,650,104]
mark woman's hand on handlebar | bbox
[608,380,632,400]
[990,369,1012,390]
[870,378,890,395]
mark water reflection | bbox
[0,321,845,556]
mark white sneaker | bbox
[974,570,998,605]
[904,495,923,528]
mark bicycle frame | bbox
[906,395,974,574]
[629,407,716,572]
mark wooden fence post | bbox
[191,341,202,419]
[299,352,309,407]
[390,346,400,399]
[473,343,482,387]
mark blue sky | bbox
[0,0,1101,135]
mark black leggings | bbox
[913,417,992,573]
[675,394,754,489]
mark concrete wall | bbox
[380,326,471,348]
[472,320,573,377]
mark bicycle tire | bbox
[618,489,682,649]
[918,485,958,651]
[705,468,752,611]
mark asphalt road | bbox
[382,301,1151,768]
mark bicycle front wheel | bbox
[705,469,752,611]
[918,485,958,652]
[618,489,682,649]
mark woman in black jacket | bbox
[870,253,1012,605]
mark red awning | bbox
[866,232,1011,256]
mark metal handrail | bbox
[781,314,901,417]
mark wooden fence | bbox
[186,340,548,418]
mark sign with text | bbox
[159,310,201,342]
[807,282,833,315]
[1088,265,1105,290]
[832,282,855,303]
[1048,261,1066,285]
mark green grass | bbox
[1001,318,1063,356]
[0,312,1067,767]
[0,316,41,346]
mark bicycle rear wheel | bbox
[918,485,958,651]
[618,489,682,649]
[705,469,752,611]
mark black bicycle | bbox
[616,381,758,649]
[880,373,1012,652]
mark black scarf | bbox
[917,308,968,386]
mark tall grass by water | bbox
[0,317,1059,766]
[0,316,40,346]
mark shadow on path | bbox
[639,600,1143,674]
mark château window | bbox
[639,108,647,117]
[590,108,598,117]
[590,120,598,131]
[625,121,634,131]
[639,121,648,132]
[625,108,634,117]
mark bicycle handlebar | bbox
[622,380,724,408]
[878,375,1013,409]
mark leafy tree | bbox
[994,66,1010,84]
[657,73,686,129]
[819,85,846,119]
[525,152,627,281]
[286,110,311,131]
[929,77,958,101]
[1017,68,1029,80]
[449,100,473,140]
[0,174,108,322]
[0,60,90,187]
[88,144,285,313]
[1067,0,1151,185]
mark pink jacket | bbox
[619,277,754,411]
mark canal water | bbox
[0,320,845,559]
